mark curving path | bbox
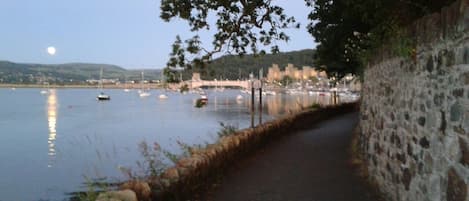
[208,112,380,201]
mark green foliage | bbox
[310,103,321,109]
[216,122,237,138]
[179,84,189,93]
[160,0,300,69]
[163,67,181,83]
[70,177,111,201]
[159,0,454,79]
[280,75,294,87]
[309,76,319,84]
[307,0,454,78]
[183,49,315,80]
[137,141,167,177]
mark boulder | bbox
[161,167,180,183]
[120,181,152,201]
[96,189,137,201]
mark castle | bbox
[266,63,327,81]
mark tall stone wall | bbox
[360,1,469,201]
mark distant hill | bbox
[0,61,162,84]
[0,49,315,84]
[182,49,316,80]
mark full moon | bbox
[47,46,56,55]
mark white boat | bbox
[199,95,208,103]
[264,90,276,96]
[158,94,168,99]
[236,94,243,100]
[40,80,50,94]
[96,67,111,101]
[139,92,151,97]
[97,92,111,100]
[197,90,208,103]
[124,88,130,92]
[138,71,151,98]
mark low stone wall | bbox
[360,1,469,201]
[147,103,357,200]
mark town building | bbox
[266,63,327,82]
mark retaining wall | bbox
[360,1,469,200]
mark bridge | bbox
[166,73,256,90]
[189,79,249,89]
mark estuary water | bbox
[0,88,331,201]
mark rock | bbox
[446,50,455,67]
[420,137,430,149]
[177,157,193,168]
[463,72,469,85]
[446,168,467,201]
[426,56,434,72]
[162,167,179,183]
[434,93,444,106]
[459,137,469,166]
[418,117,426,127]
[402,168,412,191]
[120,181,152,201]
[440,110,447,133]
[453,126,466,135]
[450,103,463,121]
[464,47,469,64]
[96,190,137,201]
[452,88,464,97]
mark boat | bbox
[40,79,50,94]
[123,76,131,92]
[158,94,168,99]
[195,94,208,107]
[199,95,208,103]
[264,90,276,96]
[196,91,208,105]
[236,94,243,100]
[139,91,151,97]
[96,67,111,101]
[138,71,151,98]
[97,92,111,100]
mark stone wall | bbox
[360,1,469,201]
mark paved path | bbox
[209,112,380,201]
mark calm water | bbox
[0,88,330,201]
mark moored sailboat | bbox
[96,67,110,101]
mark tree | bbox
[160,0,455,78]
[160,0,299,69]
[163,67,179,83]
[306,0,454,78]
[280,75,294,87]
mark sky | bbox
[0,0,316,69]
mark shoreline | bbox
[0,83,166,89]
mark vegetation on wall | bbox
[307,0,454,77]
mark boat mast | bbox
[99,67,103,92]
[141,70,144,90]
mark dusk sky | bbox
[0,0,316,69]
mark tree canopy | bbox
[307,0,454,78]
[160,0,455,79]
